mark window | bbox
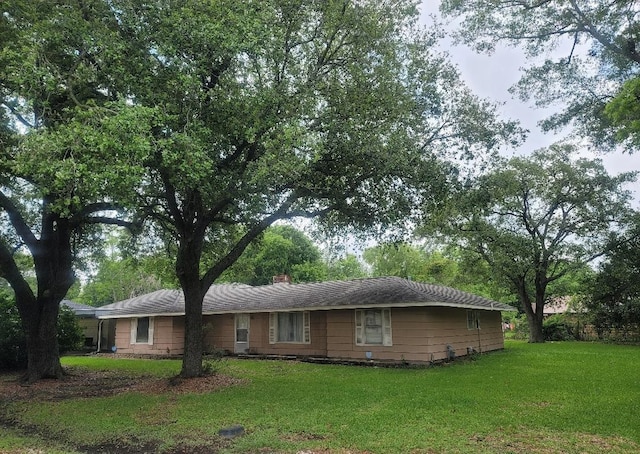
[130,317,154,345]
[269,312,310,344]
[355,309,392,346]
[467,310,480,330]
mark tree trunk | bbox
[176,227,206,378]
[181,283,204,378]
[516,281,545,343]
[526,312,545,343]
[23,298,64,383]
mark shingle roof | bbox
[97,277,514,319]
[60,300,98,317]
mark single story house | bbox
[97,277,515,363]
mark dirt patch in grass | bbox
[468,427,640,454]
[0,367,246,402]
[0,368,245,453]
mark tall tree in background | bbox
[440,0,640,151]
[431,144,636,342]
[220,225,326,285]
[326,254,367,281]
[0,1,151,381]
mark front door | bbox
[234,314,250,354]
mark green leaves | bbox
[431,143,636,338]
[441,0,640,151]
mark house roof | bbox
[60,300,98,318]
[97,277,515,319]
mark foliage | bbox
[0,292,26,370]
[79,257,166,307]
[0,0,155,380]
[585,217,640,341]
[326,253,368,281]
[0,297,83,371]
[441,0,640,151]
[5,343,640,453]
[542,314,576,342]
[428,144,636,342]
[220,226,327,285]
[56,305,84,354]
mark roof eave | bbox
[202,300,516,315]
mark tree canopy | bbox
[219,225,326,285]
[429,144,636,342]
[440,0,640,151]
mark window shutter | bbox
[269,313,276,344]
[147,317,155,345]
[382,309,392,346]
[130,319,137,344]
[355,310,363,345]
[303,311,310,344]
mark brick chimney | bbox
[272,274,292,284]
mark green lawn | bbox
[1,341,639,453]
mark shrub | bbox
[0,295,27,370]
[543,314,574,341]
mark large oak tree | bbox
[431,144,636,342]
[0,0,154,381]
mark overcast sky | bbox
[419,2,640,202]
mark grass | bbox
[1,341,640,453]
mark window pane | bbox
[364,310,383,345]
[136,317,149,343]
[278,312,303,342]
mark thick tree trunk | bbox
[181,284,204,378]
[516,281,545,343]
[23,298,64,383]
[526,312,545,343]
[176,227,206,378]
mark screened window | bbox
[355,309,392,346]
[130,317,154,345]
[467,310,480,330]
[269,312,310,344]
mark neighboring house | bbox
[98,277,515,363]
[60,300,100,349]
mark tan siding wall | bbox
[114,316,184,355]
[326,307,505,362]
[247,312,328,356]
[203,314,235,353]
[114,307,504,362]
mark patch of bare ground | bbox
[0,367,246,402]
[468,428,640,454]
[0,368,246,454]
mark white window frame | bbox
[130,317,154,345]
[355,308,392,346]
[467,310,480,330]
[269,311,311,344]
